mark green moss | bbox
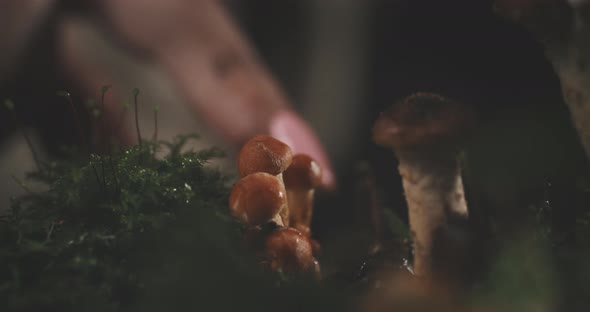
[0,134,247,311]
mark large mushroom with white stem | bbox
[372,92,474,276]
[237,135,293,225]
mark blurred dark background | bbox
[1,0,588,261]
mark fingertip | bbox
[269,110,336,191]
[319,166,337,191]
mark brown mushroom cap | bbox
[238,135,293,177]
[264,227,315,273]
[242,222,281,251]
[372,93,474,150]
[229,172,286,226]
[283,154,322,190]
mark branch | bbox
[496,0,590,163]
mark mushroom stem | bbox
[287,189,315,230]
[357,162,384,253]
[271,212,285,227]
[276,172,290,226]
[283,154,323,234]
[397,149,468,276]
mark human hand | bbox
[57,0,335,188]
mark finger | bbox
[154,5,335,189]
[160,44,335,189]
[269,110,335,190]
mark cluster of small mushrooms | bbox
[229,135,322,276]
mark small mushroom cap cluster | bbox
[229,135,322,275]
[372,93,474,150]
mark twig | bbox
[56,91,86,149]
[133,88,142,147]
[46,221,56,242]
[101,86,120,193]
[56,91,103,187]
[153,104,159,142]
[10,174,34,194]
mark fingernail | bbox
[269,110,336,190]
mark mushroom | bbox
[372,92,474,276]
[264,227,317,274]
[238,135,293,225]
[283,154,322,232]
[229,172,287,226]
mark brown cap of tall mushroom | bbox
[372,92,474,277]
[373,93,474,150]
[238,134,293,177]
[283,154,322,229]
[229,172,286,226]
[264,227,316,273]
